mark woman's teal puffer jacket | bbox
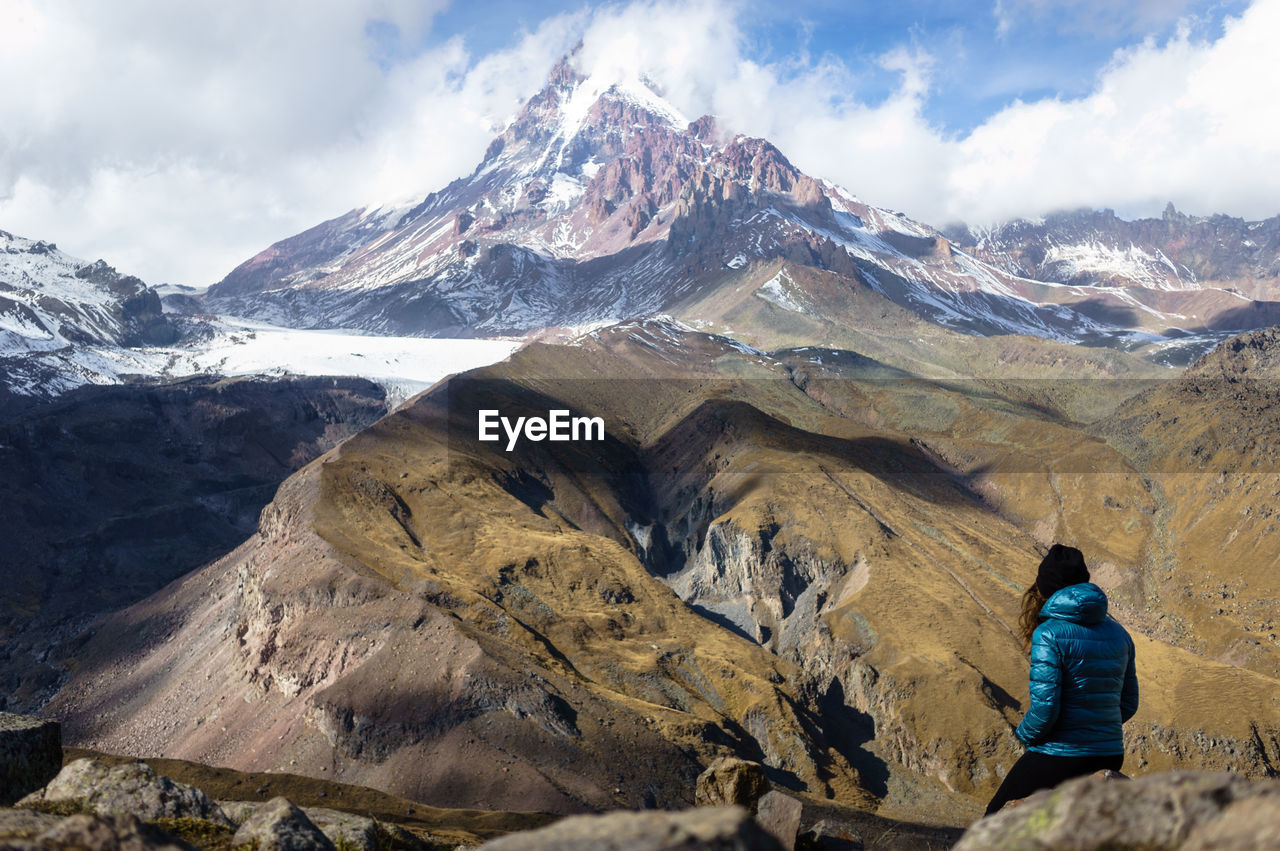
[1016,582,1139,756]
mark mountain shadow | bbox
[0,375,387,713]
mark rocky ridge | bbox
[949,205,1280,296]
[0,229,176,354]
[0,228,181,399]
[7,726,1278,849]
[0,725,956,850]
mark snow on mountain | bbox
[1041,241,1189,291]
[198,49,1280,355]
[0,229,188,398]
[0,229,175,354]
[27,62,1280,413]
[953,206,1280,296]
[20,51,1279,391]
[157,318,521,406]
[0,228,519,402]
[2,313,520,404]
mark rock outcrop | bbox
[230,796,334,850]
[0,714,61,805]
[219,800,425,850]
[18,759,232,826]
[695,758,770,814]
[1184,325,1280,380]
[955,770,1280,850]
[6,757,431,850]
[476,805,784,851]
[755,791,803,851]
[0,808,62,843]
[2,812,195,851]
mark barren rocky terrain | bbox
[39,320,1280,830]
[0,376,388,712]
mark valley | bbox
[38,320,1280,828]
[4,36,1280,846]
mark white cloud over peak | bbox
[1,0,1277,286]
[0,0,578,284]
[569,0,1280,227]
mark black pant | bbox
[984,751,1123,815]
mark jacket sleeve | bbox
[1016,626,1062,746]
[1120,633,1139,722]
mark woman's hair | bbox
[1018,584,1048,650]
[1020,544,1090,649]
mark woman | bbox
[984,544,1139,816]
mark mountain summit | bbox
[205,51,859,336]
[205,52,1280,362]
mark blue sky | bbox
[0,0,1275,285]
[419,0,1249,133]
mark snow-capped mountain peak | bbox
[200,52,1280,361]
[551,72,688,155]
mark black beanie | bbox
[1036,544,1089,598]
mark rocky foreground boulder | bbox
[230,796,334,850]
[955,770,1280,850]
[754,792,803,851]
[0,714,61,805]
[1,757,429,850]
[2,812,195,850]
[695,758,771,814]
[23,742,1280,850]
[18,758,232,825]
[476,805,785,850]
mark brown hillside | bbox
[45,323,1280,828]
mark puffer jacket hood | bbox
[1015,582,1139,757]
[1040,582,1108,626]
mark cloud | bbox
[0,0,578,284]
[569,0,1280,227]
[947,1,1280,224]
[1,0,1277,286]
